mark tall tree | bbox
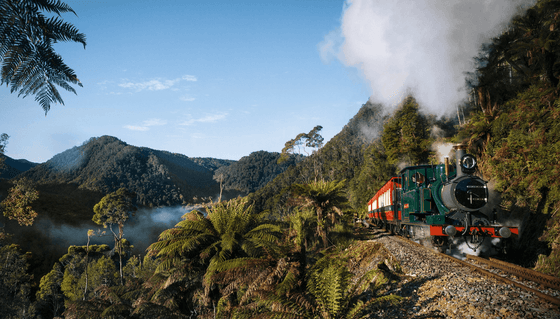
[0,234,33,319]
[1,177,39,226]
[348,141,395,210]
[0,0,86,113]
[92,188,137,285]
[278,125,324,164]
[0,133,8,169]
[35,263,65,318]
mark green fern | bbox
[147,198,282,310]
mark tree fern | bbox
[0,0,86,113]
[147,198,281,312]
[289,180,351,248]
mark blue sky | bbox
[1,0,530,163]
[0,0,370,163]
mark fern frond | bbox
[0,0,86,113]
[32,0,78,16]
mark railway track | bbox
[392,234,560,307]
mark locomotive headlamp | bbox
[461,154,476,169]
[445,225,457,237]
[460,154,477,174]
[499,227,512,238]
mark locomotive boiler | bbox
[363,144,518,253]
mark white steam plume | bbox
[321,0,535,115]
[432,142,454,164]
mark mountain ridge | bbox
[16,135,238,207]
[0,154,39,179]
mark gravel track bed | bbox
[366,228,560,319]
[467,259,560,299]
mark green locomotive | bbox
[364,144,518,253]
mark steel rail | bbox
[466,254,560,291]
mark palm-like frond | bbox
[147,198,282,313]
[289,180,351,248]
[33,0,78,15]
[0,0,86,113]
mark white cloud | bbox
[123,125,150,131]
[180,95,196,102]
[124,118,167,131]
[190,133,205,139]
[118,74,198,92]
[119,79,179,91]
[318,29,343,64]
[182,75,197,81]
[143,118,167,126]
[180,112,228,126]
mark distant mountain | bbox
[17,136,306,208]
[20,136,236,207]
[0,154,39,179]
[214,150,304,194]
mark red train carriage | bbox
[367,177,401,226]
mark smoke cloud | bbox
[320,0,535,115]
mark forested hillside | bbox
[248,101,385,213]
[459,0,560,273]
[0,154,38,179]
[213,150,304,195]
[19,135,235,207]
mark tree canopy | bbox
[278,125,324,164]
[381,96,432,167]
[1,177,39,226]
[92,188,137,285]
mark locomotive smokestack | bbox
[444,156,450,180]
[453,144,467,178]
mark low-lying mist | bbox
[31,206,195,257]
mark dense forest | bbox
[213,150,304,195]
[1,0,560,317]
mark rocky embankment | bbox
[366,228,560,319]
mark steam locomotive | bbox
[361,144,518,253]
